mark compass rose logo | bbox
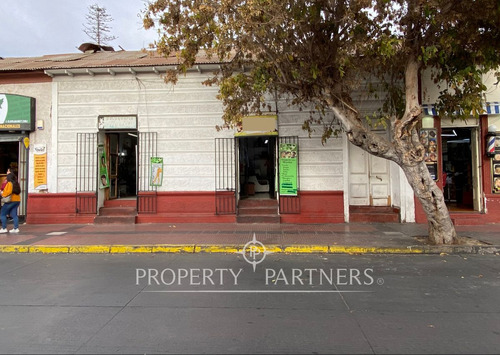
[237,233,273,272]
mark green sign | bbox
[150,157,164,186]
[0,94,36,131]
[279,143,298,196]
[98,145,109,189]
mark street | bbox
[0,253,499,354]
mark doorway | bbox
[0,139,27,220]
[238,136,276,200]
[106,132,137,199]
[441,127,479,211]
[348,139,391,206]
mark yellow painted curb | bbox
[284,245,329,253]
[196,245,241,253]
[29,246,70,254]
[152,245,196,253]
[69,245,111,254]
[0,245,30,253]
[0,244,431,255]
[259,245,282,253]
[109,245,154,253]
[328,246,426,254]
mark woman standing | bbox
[0,173,20,233]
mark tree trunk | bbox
[400,161,457,244]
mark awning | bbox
[422,102,500,116]
[486,102,500,114]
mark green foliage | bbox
[143,0,500,133]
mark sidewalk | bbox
[0,222,498,255]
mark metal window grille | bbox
[215,138,236,214]
[279,135,300,214]
[137,132,158,213]
[75,133,98,214]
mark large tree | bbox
[143,0,500,244]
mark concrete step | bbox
[452,217,481,226]
[349,206,400,214]
[94,215,136,224]
[238,199,278,208]
[238,206,278,215]
[236,215,281,223]
[95,205,137,224]
[104,199,136,208]
[99,206,137,216]
[349,206,400,223]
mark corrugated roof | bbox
[0,50,231,72]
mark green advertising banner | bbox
[279,143,298,196]
[150,157,164,186]
[98,145,109,189]
[0,94,36,131]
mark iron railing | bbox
[215,138,236,214]
[75,133,98,214]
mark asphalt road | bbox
[0,252,499,354]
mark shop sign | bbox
[150,157,163,186]
[279,143,298,196]
[0,94,36,131]
[420,128,438,180]
[492,135,500,193]
[235,115,278,136]
[33,144,47,190]
[98,115,137,130]
[98,144,110,189]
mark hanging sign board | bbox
[0,94,36,131]
[235,115,278,136]
[150,157,164,186]
[492,135,500,193]
[279,143,298,196]
[98,144,110,189]
[420,128,438,180]
[98,115,137,130]
[33,144,47,190]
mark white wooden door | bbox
[349,142,391,206]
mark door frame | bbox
[348,130,392,207]
[441,124,482,211]
[236,135,278,202]
[103,130,138,201]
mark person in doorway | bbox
[0,168,10,191]
[0,168,12,221]
[0,173,21,233]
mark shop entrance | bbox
[238,136,276,200]
[441,127,480,211]
[0,142,19,177]
[106,132,137,200]
[0,139,27,220]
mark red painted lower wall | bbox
[280,191,345,223]
[27,193,96,224]
[414,194,500,225]
[27,190,345,224]
[137,192,236,223]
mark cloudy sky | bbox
[0,0,158,58]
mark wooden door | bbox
[349,138,390,206]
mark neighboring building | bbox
[0,49,498,225]
[419,70,500,225]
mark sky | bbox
[0,0,159,58]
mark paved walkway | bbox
[0,222,498,254]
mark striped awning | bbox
[422,102,500,116]
[422,104,438,116]
[486,102,500,114]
